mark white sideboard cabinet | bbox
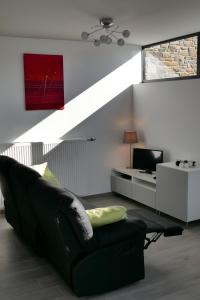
[111,163,200,222]
[111,168,156,209]
[156,162,200,222]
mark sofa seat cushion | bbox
[93,217,146,249]
[86,206,127,228]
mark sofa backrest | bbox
[9,163,41,247]
[28,178,94,283]
[0,155,21,232]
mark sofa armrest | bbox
[92,217,146,249]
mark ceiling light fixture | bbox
[81,17,130,47]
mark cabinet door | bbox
[133,181,155,208]
[156,166,187,221]
[111,175,133,199]
[187,172,200,221]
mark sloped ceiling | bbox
[0,0,200,45]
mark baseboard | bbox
[82,192,113,199]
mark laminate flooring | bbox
[1,193,200,300]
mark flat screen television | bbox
[132,148,163,171]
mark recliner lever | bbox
[144,232,163,249]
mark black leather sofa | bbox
[0,155,147,296]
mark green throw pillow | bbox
[31,162,61,188]
[86,206,127,228]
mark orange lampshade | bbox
[123,131,138,144]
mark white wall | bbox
[133,79,200,161]
[0,36,140,195]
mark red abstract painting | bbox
[23,54,64,110]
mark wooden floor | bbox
[1,193,200,300]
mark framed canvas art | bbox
[23,53,64,110]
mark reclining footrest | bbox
[144,232,162,249]
[127,208,183,248]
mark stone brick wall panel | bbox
[144,36,197,79]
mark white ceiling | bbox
[1,0,200,45]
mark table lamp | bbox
[123,131,138,168]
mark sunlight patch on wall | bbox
[14,52,141,143]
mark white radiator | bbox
[0,141,95,209]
